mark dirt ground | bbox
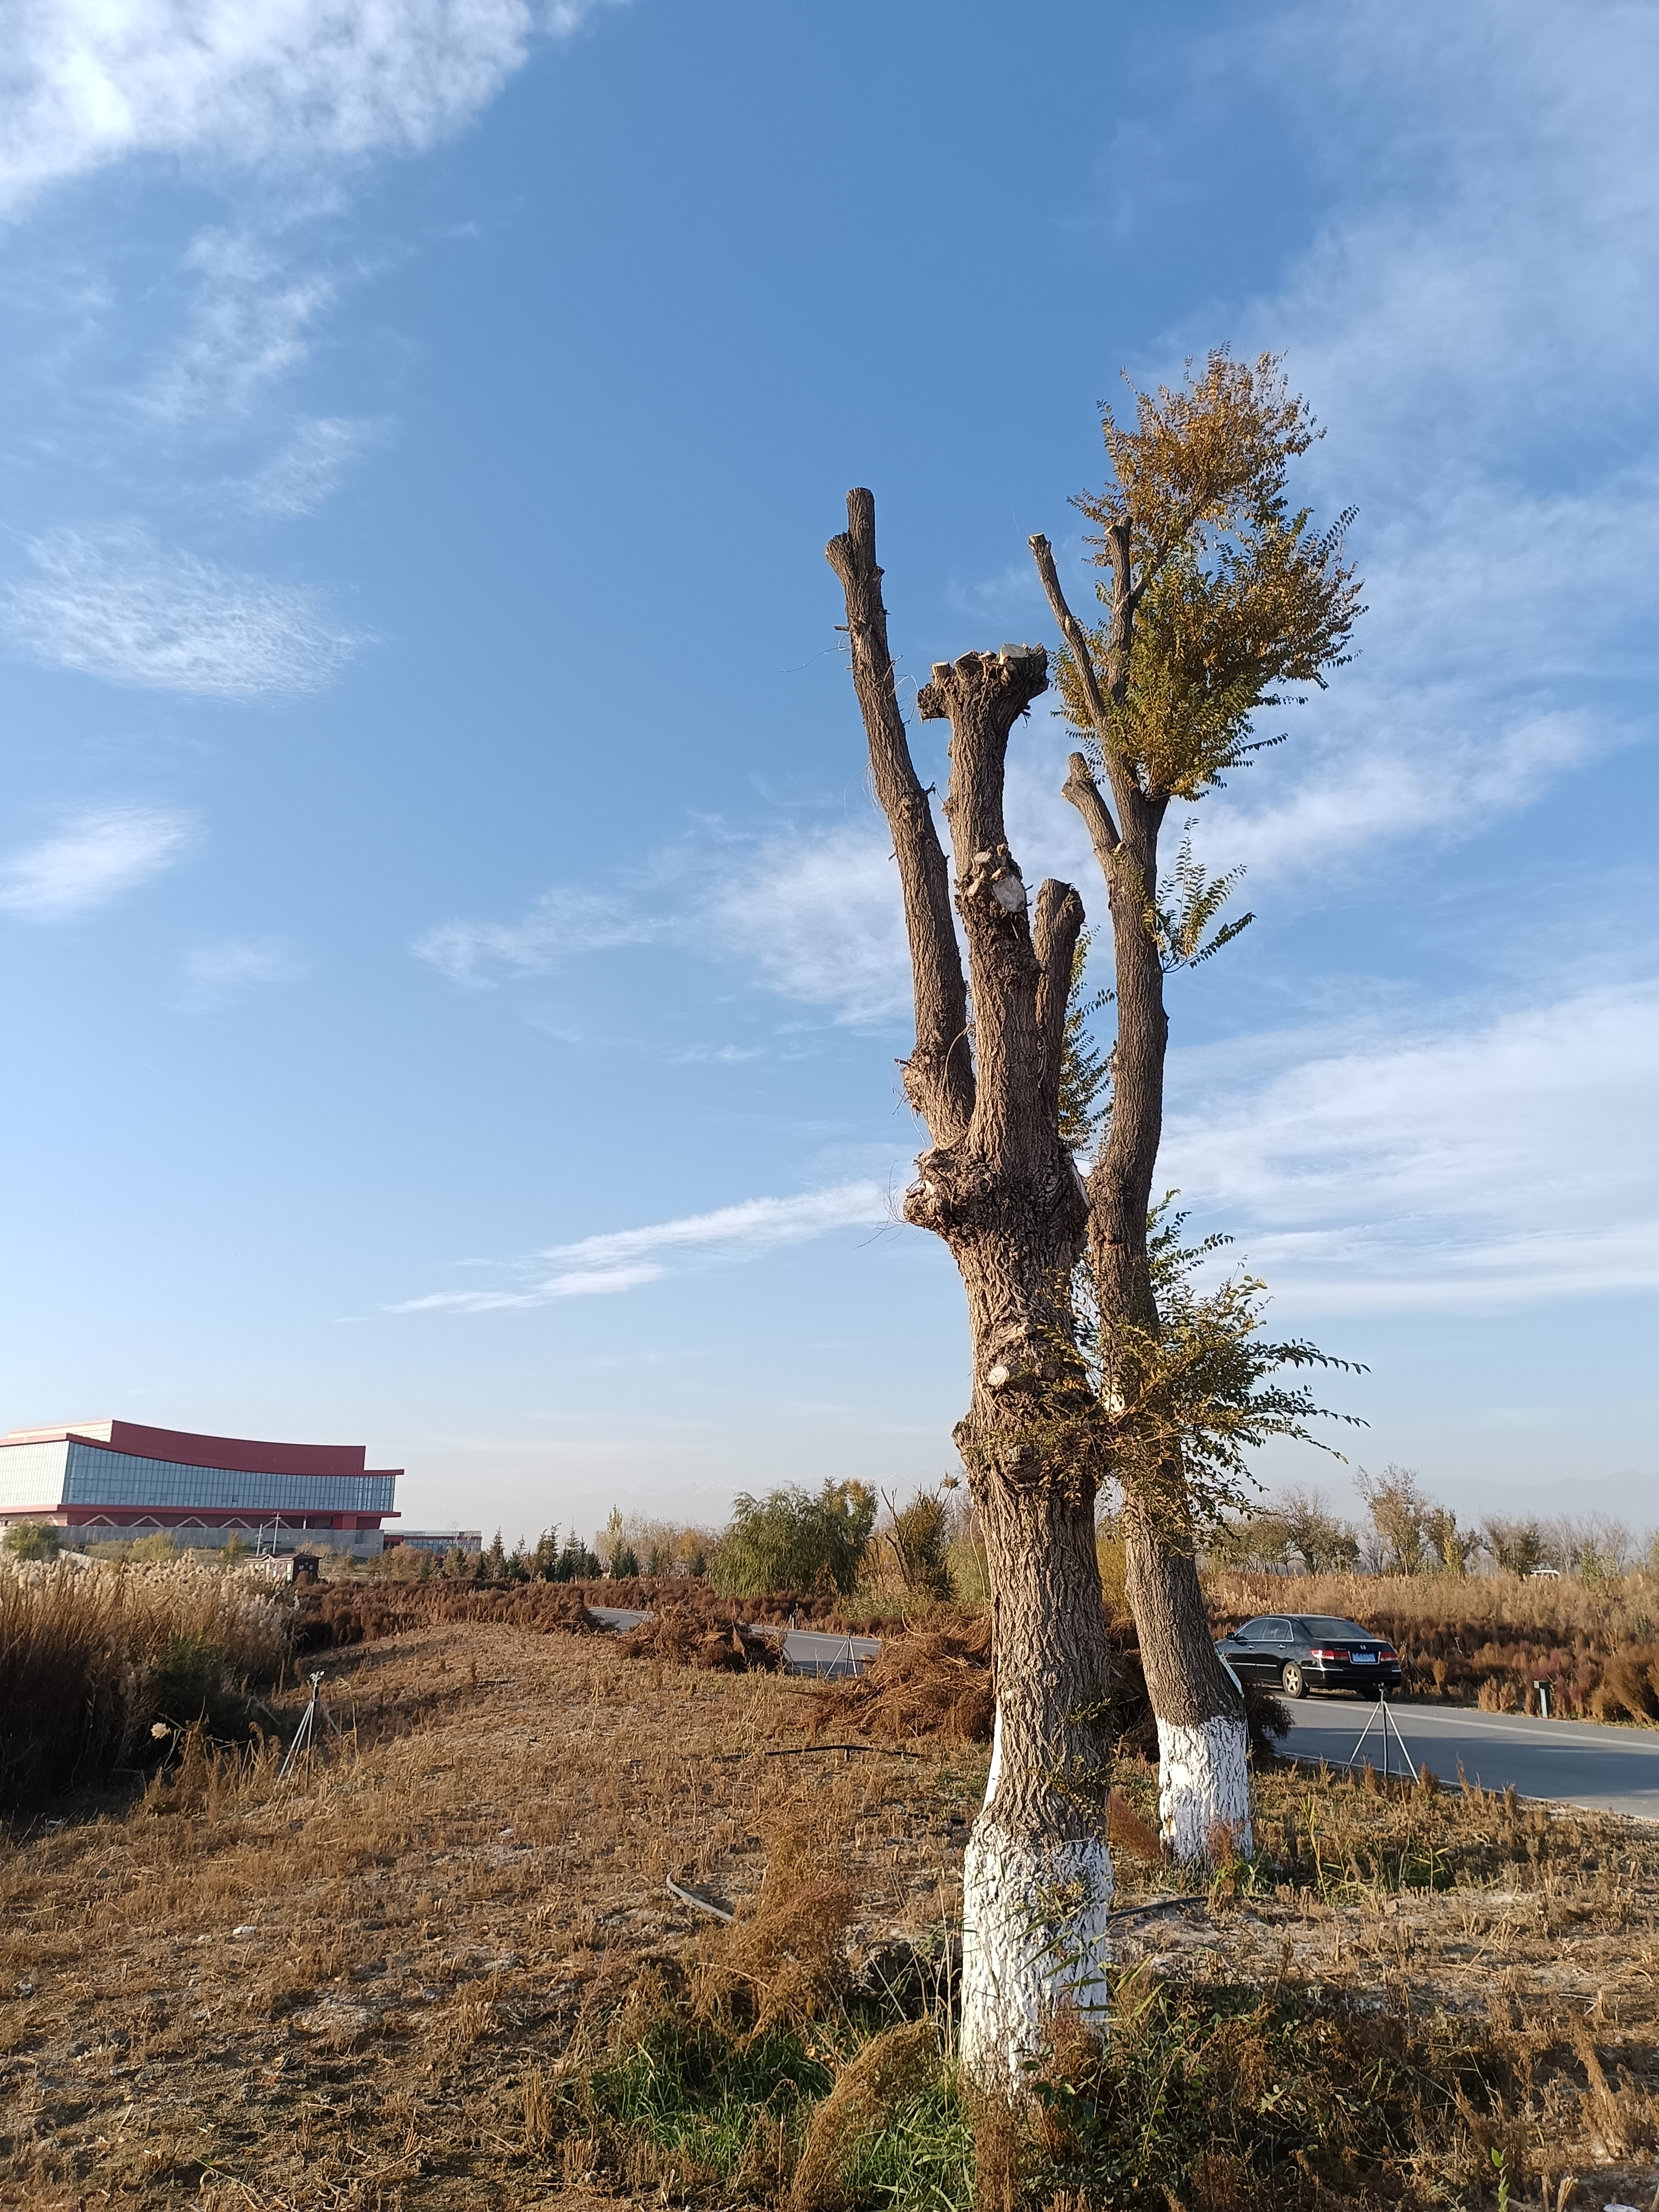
[4,1618,1659,2209]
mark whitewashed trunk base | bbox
[959,1820,1114,2087]
[1156,1714,1252,1865]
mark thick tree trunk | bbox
[961,1475,1115,2082]
[826,493,1120,2087]
[1059,740,1251,1863]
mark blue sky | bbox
[2,0,1655,1544]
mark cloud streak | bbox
[395,1179,893,1310]
[415,820,919,1025]
[1,0,627,219]
[243,415,391,516]
[145,228,340,423]
[5,524,364,698]
[180,934,306,1009]
[0,805,194,920]
[1161,983,1659,1313]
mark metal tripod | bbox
[1344,1689,1417,1783]
[277,1670,342,1782]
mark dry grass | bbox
[806,1614,1290,1766]
[0,1559,293,1811]
[0,1617,979,2209]
[6,1611,1659,2207]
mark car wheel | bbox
[1280,1661,1305,1700]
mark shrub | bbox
[868,1487,954,1603]
[713,1481,877,1600]
[2,1518,62,1560]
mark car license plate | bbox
[1353,1653,1377,1663]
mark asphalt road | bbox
[1281,1697,1659,1820]
[582,1610,1659,1812]
[586,1607,879,1678]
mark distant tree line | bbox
[1206,1465,1653,1582]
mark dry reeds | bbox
[695,1818,858,2040]
[808,1617,996,1744]
[0,1557,290,1811]
[618,1611,781,1671]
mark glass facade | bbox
[0,1440,394,1516]
[0,1439,70,1510]
[59,1444,396,1515]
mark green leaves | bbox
[1077,1203,1367,1530]
[1058,929,1114,1153]
[713,1480,878,1599]
[1144,826,1253,974]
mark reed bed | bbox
[0,1558,292,1812]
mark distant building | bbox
[0,1420,400,1556]
[383,1529,482,1556]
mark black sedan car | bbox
[1215,1614,1402,1700]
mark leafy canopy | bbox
[1075,1205,1366,1532]
[1057,349,1363,805]
[713,1479,877,1600]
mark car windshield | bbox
[1298,1618,1374,1640]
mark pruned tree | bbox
[1028,350,1363,1862]
[826,489,1119,2086]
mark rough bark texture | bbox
[1030,534,1251,1862]
[826,491,1117,2083]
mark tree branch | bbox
[1062,751,1121,871]
[1103,517,1135,705]
[826,489,974,1144]
[1028,532,1118,746]
[917,645,1051,1172]
[1033,879,1085,1132]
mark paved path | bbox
[1281,1697,1659,1820]
[586,1607,879,1677]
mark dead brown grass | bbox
[0,1618,977,2209]
[619,1612,783,1671]
[806,1613,1290,1766]
[790,2019,939,2211]
[6,1611,1659,2208]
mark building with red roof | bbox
[0,1420,400,1555]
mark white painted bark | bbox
[959,1705,1115,2087]
[1156,1712,1251,1865]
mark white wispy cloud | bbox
[0,0,628,220]
[395,1180,894,1311]
[4,523,363,697]
[414,820,920,1025]
[1161,983,1659,1313]
[699,823,913,1024]
[243,414,390,516]
[0,805,194,920]
[180,934,306,1009]
[145,228,339,423]
[413,885,668,984]
[1168,1,1659,885]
